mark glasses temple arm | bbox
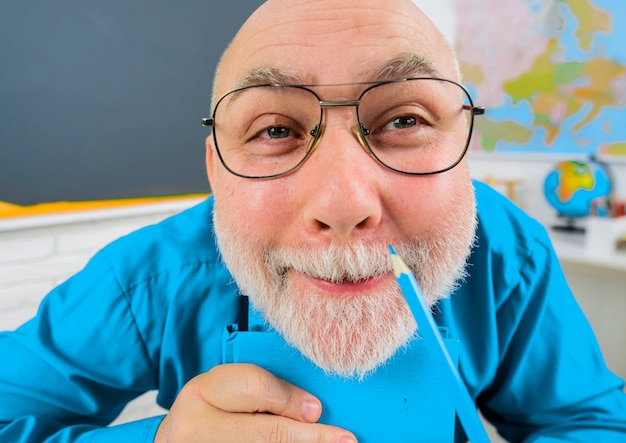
[463,105,485,116]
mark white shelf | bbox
[549,229,626,273]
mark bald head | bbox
[211,0,458,104]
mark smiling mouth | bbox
[270,242,395,292]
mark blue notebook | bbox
[222,322,459,442]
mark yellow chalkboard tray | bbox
[0,194,208,219]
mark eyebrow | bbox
[235,68,311,89]
[234,53,442,90]
[368,53,441,81]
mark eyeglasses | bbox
[202,78,484,179]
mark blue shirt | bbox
[1,181,625,442]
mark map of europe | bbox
[457,0,626,157]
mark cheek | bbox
[214,176,296,242]
[391,167,472,236]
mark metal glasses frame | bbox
[202,77,485,179]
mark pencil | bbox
[389,245,490,443]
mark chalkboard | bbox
[0,0,264,205]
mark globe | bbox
[543,160,612,226]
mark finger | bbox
[195,363,323,423]
[210,409,357,443]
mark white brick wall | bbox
[0,208,196,331]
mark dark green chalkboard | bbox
[0,0,264,205]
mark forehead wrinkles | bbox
[245,4,414,40]
[242,19,417,55]
[230,3,424,67]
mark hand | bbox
[154,363,357,442]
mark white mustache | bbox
[267,242,404,283]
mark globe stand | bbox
[552,214,585,233]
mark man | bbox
[1,1,625,442]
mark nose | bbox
[300,110,383,240]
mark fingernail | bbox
[339,438,356,443]
[301,399,321,422]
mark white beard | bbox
[213,188,477,379]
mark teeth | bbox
[306,270,387,283]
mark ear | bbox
[205,135,218,190]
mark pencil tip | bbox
[389,245,410,277]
